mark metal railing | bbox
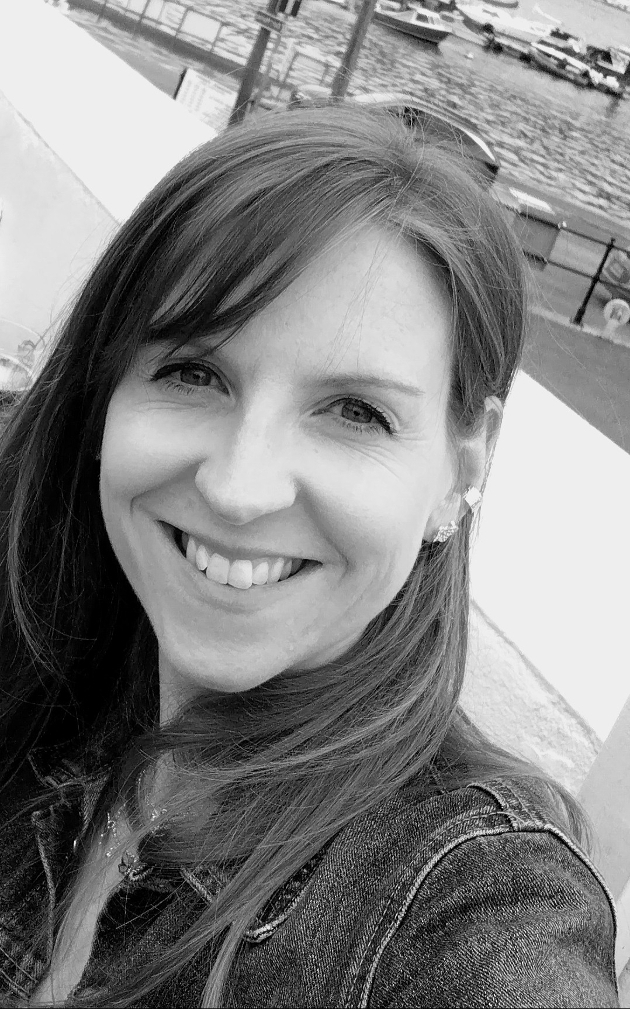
[92,0,246,59]
[500,202,630,331]
[74,0,336,86]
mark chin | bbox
[159,636,290,698]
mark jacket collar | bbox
[24,745,332,942]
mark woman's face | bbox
[100,229,457,710]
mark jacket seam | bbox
[469,782,619,929]
[355,822,618,1009]
[353,823,512,1009]
[469,779,546,828]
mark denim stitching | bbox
[470,779,546,828]
[355,821,619,1008]
[351,827,514,1008]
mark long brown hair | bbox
[0,106,586,1007]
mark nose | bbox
[193,409,298,526]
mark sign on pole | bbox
[254,10,284,32]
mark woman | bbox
[0,106,618,1007]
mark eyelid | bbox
[148,360,395,433]
[326,396,395,435]
[151,358,220,381]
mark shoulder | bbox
[234,775,619,1007]
[345,775,619,1007]
[331,771,610,892]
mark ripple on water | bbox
[195,0,630,226]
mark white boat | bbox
[373,5,453,43]
[585,45,630,82]
[528,42,593,87]
[457,3,555,43]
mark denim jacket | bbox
[1,745,620,1008]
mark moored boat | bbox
[584,45,630,82]
[373,4,453,43]
[456,3,554,43]
[528,42,593,86]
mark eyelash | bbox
[151,361,394,436]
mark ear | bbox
[462,395,503,494]
[424,396,503,541]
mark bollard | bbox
[602,298,630,339]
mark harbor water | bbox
[194,0,630,225]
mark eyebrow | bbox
[318,373,425,398]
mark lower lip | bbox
[158,522,319,605]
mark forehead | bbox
[225,229,452,391]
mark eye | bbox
[327,398,393,435]
[151,360,228,396]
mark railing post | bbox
[173,4,186,40]
[572,236,616,327]
[131,0,151,37]
[209,22,222,56]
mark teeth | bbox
[227,559,253,589]
[177,529,306,590]
[186,535,197,564]
[252,560,270,585]
[195,544,209,572]
[267,558,286,585]
[205,553,229,585]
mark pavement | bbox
[526,309,630,452]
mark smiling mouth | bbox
[168,525,317,591]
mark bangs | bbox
[142,153,395,356]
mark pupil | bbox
[342,401,372,424]
[180,366,209,386]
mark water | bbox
[198,0,630,224]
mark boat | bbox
[456,4,555,43]
[528,42,594,86]
[373,4,453,43]
[584,45,630,83]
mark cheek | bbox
[315,456,441,583]
[99,395,189,504]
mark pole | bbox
[229,0,281,126]
[572,237,616,326]
[329,0,378,100]
[251,21,284,111]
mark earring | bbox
[433,520,458,543]
[463,486,482,514]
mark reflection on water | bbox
[199,0,630,225]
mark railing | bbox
[499,196,630,334]
[73,0,337,87]
[91,0,251,61]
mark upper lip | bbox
[163,521,317,563]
